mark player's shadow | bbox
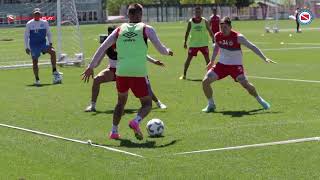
[115,138,178,148]
[214,108,282,118]
[26,83,56,87]
[186,78,202,82]
[92,107,163,116]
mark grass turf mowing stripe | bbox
[0,123,143,158]
[248,76,320,84]
[174,137,320,155]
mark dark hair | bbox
[128,3,143,15]
[195,6,202,10]
[108,26,116,34]
[220,16,231,25]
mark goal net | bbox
[0,0,84,69]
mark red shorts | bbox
[116,76,150,98]
[208,62,245,81]
[188,46,209,57]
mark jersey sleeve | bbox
[24,22,30,49]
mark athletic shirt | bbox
[106,44,117,68]
[24,19,51,48]
[188,17,209,48]
[116,22,148,77]
[210,15,220,34]
[215,30,243,65]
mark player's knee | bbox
[202,77,212,87]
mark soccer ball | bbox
[146,119,164,137]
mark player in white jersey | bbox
[24,8,62,86]
[202,17,276,112]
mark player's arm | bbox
[184,21,191,49]
[146,25,173,56]
[147,55,165,67]
[238,35,276,64]
[45,21,53,47]
[24,23,30,54]
[207,36,220,70]
[205,19,214,41]
[81,29,118,83]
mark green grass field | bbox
[0,19,320,179]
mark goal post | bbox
[0,0,84,70]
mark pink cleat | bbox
[109,132,120,140]
[128,120,143,140]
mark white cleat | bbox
[84,104,96,112]
[53,71,63,84]
[34,80,41,86]
[157,101,167,109]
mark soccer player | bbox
[202,17,276,112]
[295,8,301,33]
[82,3,173,140]
[180,6,214,80]
[209,8,220,36]
[84,27,167,112]
[24,8,62,86]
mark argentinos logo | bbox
[297,9,314,25]
[123,31,137,38]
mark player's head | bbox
[220,16,232,35]
[127,3,143,23]
[194,6,203,18]
[108,26,116,35]
[212,8,217,15]
[32,8,41,21]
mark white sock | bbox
[256,96,264,104]
[91,101,96,107]
[112,125,118,133]
[134,115,142,124]
[208,98,215,106]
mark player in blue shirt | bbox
[24,8,62,86]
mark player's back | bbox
[26,19,49,46]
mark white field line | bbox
[248,76,320,83]
[253,42,320,46]
[174,137,320,155]
[243,46,320,52]
[0,123,143,158]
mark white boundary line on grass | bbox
[243,46,320,52]
[0,123,143,158]
[174,137,320,155]
[248,76,320,83]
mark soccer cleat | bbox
[129,120,143,140]
[259,100,271,110]
[84,104,96,112]
[109,132,120,140]
[202,104,216,113]
[179,75,186,80]
[53,71,63,84]
[157,101,167,109]
[34,80,41,86]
